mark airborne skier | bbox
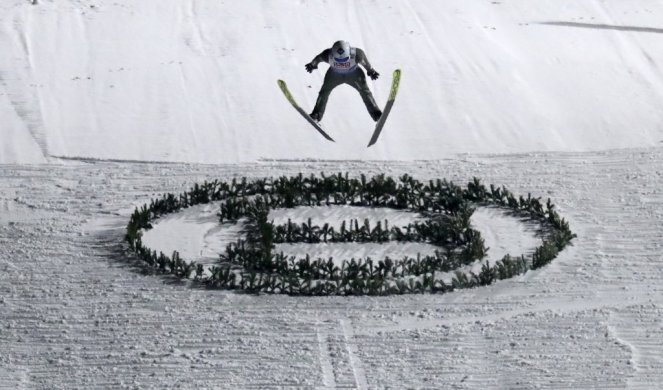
[305,40,382,122]
[276,41,400,145]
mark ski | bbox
[367,69,401,147]
[277,79,335,142]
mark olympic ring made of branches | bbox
[125,173,576,296]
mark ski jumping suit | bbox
[309,47,382,121]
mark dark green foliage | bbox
[452,271,475,290]
[532,241,560,270]
[494,255,529,280]
[125,173,576,296]
[472,262,497,286]
[208,266,236,289]
[194,263,205,281]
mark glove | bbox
[367,69,380,80]
[305,63,317,73]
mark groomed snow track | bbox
[1,148,662,389]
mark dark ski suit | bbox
[308,47,382,121]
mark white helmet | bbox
[331,40,351,61]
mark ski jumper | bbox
[309,47,381,121]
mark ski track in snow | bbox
[315,325,336,389]
[340,319,368,390]
[0,147,662,388]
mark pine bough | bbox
[125,173,576,295]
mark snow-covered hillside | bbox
[2,151,663,389]
[2,1,663,389]
[2,0,663,164]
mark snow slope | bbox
[2,0,663,164]
[2,0,663,389]
[2,151,663,388]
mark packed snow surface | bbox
[3,153,663,389]
[2,0,663,389]
[2,0,663,163]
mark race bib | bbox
[329,51,358,73]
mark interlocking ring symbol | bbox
[126,174,575,295]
